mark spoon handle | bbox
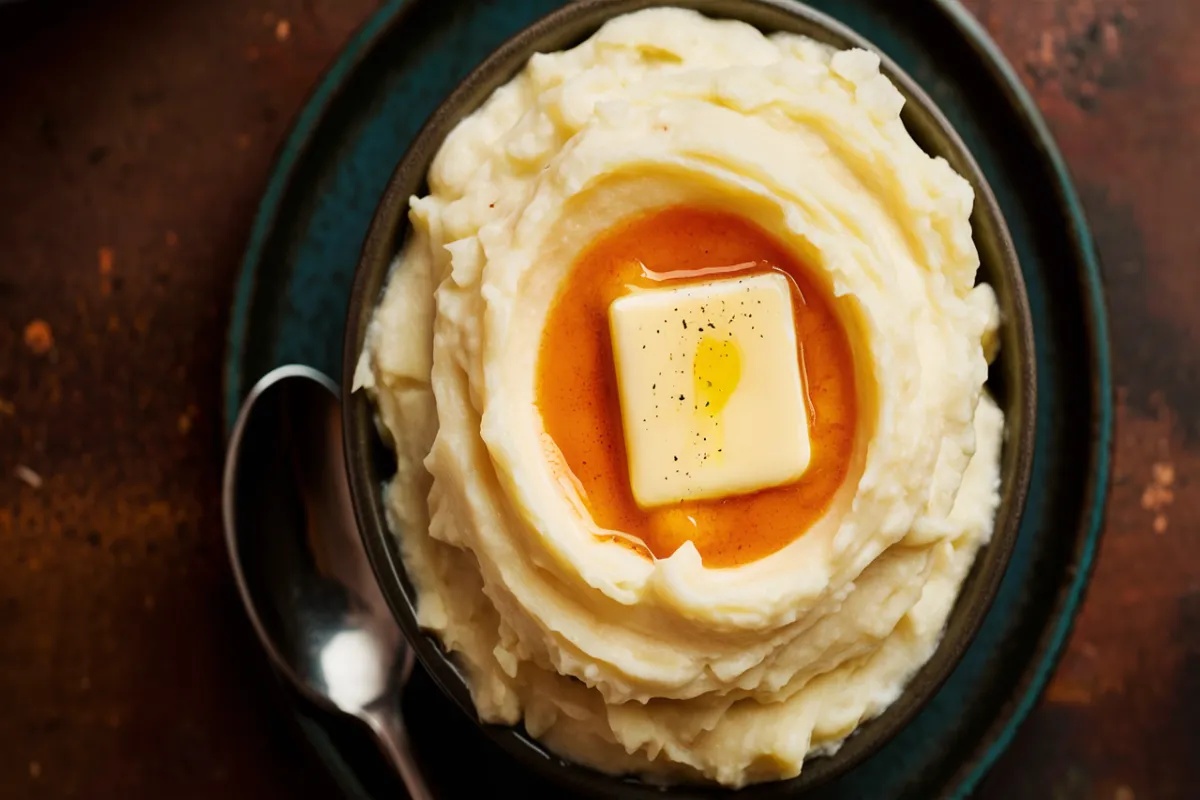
[361,702,433,800]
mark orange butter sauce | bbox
[536,206,857,568]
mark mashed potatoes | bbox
[355,7,1003,787]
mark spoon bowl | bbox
[222,365,427,799]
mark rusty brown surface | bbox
[0,0,1195,798]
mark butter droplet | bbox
[693,335,741,417]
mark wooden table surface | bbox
[1,0,1195,797]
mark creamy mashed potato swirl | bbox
[355,7,1004,787]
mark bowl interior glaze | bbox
[342,1,1035,796]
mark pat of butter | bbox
[609,272,810,508]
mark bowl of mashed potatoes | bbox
[343,0,1035,794]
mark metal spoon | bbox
[222,365,430,800]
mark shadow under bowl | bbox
[342,0,1036,796]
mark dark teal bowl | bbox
[342,0,1035,795]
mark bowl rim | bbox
[341,0,1036,795]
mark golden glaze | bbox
[537,207,857,567]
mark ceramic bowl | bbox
[342,0,1035,795]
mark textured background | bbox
[0,0,1195,798]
